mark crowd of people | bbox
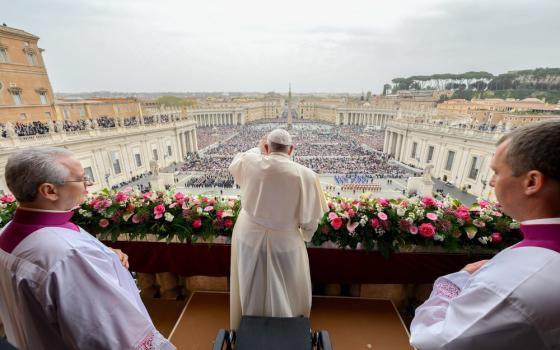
[185,171,234,188]
[196,126,240,150]
[177,121,413,185]
[339,126,386,151]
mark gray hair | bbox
[5,147,75,202]
[268,141,290,153]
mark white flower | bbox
[359,215,368,226]
[196,207,203,214]
[408,212,416,220]
[510,221,520,229]
[164,212,175,222]
[79,209,92,218]
[221,209,234,218]
[397,207,406,217]
[434,234,445,242]
[163,197,172,205]
[478,237,489,245]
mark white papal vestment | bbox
[228,148,328,329]
[0,226,175,350]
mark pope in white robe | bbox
[228,129,328,330]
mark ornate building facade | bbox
[0,117,197,193]
[384,121,502,198]
[0,24,56,123]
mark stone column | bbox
[383,129,390,153]
[191,129,198,152]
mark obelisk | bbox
[287,83,293,129]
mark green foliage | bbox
[156,96,197,107]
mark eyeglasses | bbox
[64,175,94,187]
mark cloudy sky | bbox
[4,0,560,93]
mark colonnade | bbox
[192,112,241,127]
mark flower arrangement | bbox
[314,194,521,256]
[0,194,17,227]
[0,188,521,254]
[72,187,240,243]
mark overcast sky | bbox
[4,0,560,93]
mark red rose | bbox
[421,196,435,207]
[491,232,502,243]
[192,218,202,229]
[223,218,234,228]
[330,217,343,230]
[418,223,436,238]
[370,218,380,229]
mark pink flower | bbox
[169,202,178,208]
[479,200,489,209]
[192,218,202,229]
[426,212,438,221]
[455,206,471,220]
[98,219,109,228]
[142,192,153,200]
[418,223,436,238]
[154,204,166,219]
[409,226,418,235]
[377,212,388,221]
[346,221,359,234]
[114,191,128,203]
[421,197,436,207]
[93,199,112,211]
[370,218,380,229]
[0,194,15,203]
[328,212,339,221]
[330,217,343,230]
[346,208,355,218]
[216,210,224,218]
[491,232,503,243]
[223,218,234,228]
[327,201,335,210]
[131,214,142,224]
[377,197,390,207]
[204,206,214,212]
[473,219,486,228]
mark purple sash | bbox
[513,224,560,253]
[0,208,79,253]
